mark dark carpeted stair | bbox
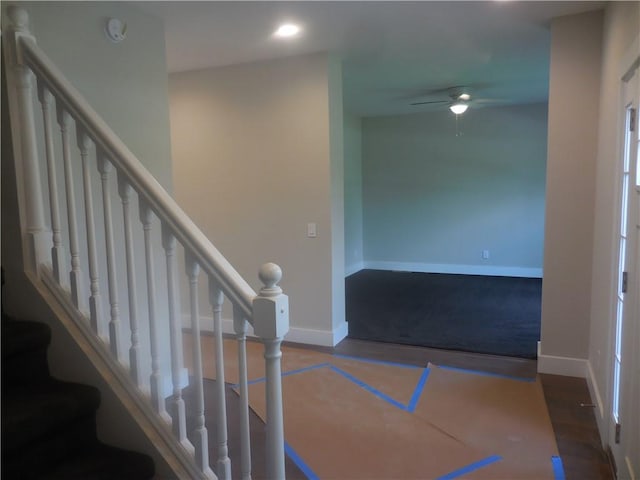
[1,317,155,479]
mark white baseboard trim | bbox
[283,321,348,346]
[537,352,587,377]
[345,261,365,277]
[183,314,348,347]
[625,456,636,480]
[332,321,349,345]
[586,360,605,423]
[363,260,543,278]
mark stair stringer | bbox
[27,265,211,480]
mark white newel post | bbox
[6,7,48,274]
[253,263,289,480]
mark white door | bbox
[610,61,639,480]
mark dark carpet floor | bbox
[345,270,542,358]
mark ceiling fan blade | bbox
[410,100,449,106]
[473,98,510,103]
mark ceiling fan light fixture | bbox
[449,102,469,115]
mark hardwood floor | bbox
[189,333,613,479]
[539,374,614,480]
[315,337,613,480]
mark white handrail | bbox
[17,35,256,320]
[5,7,290,478]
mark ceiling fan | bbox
[410,86,473,114]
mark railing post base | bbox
[253,263,289,480]
[6,7,49,277]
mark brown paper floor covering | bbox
[184,335,561,479]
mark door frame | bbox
[607,35,640,479]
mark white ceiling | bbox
[136,1,605,117]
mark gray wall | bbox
[169,53,347,346]
[588,2,639,474]
[344,113,364,275]
[328,56,346,333]
[361,103,548,277]
[540,10,603,362]
[22,1,174,189]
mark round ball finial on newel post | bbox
[8,6,30,32]
[253,261,289,478]
[258,262,283,297]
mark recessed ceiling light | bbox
[274,23,301,38]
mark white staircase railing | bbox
[3,6,289,479]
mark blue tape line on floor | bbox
[233,363,331,388]
[436,364,535,383]
[332,353,422,369]
[552,456,565,480]
[407,367,430,412]
[436,455,502,480]
[330,365,407,410]
[285,441,319,480]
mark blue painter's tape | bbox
[232,363,331,388]
[332,353,421,369]
[552,456,566,480]
[435,364,535,383]
[330,365,407,411]
[436,455,503,480]
[281,362,331,378]
[407,367,431,412]
[285,441,319,480]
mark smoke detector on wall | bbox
[105,18,127,43]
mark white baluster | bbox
[36,80,65,283]
[56,104,83,310]
[233,304,252,480]
[76,127,105,337]
[209,281,232,480]
[139,201,169,422]
[161,224,190,450]
[6,7,48,273]
[117,173,141,384]
[97,152,121,359]
[186,255,215,477]
[253,263,289,480]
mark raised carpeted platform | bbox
[346,269,542,358]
